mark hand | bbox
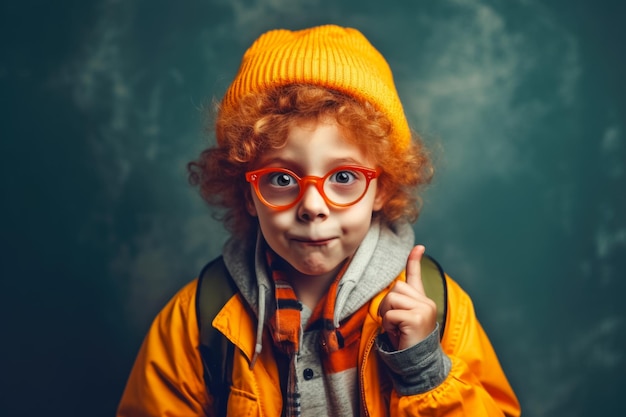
[378,245,438,351]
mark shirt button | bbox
[303,368,314,380]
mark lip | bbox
[291,236,337,246]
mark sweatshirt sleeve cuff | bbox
[376,323,452,396]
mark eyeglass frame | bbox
[245,165,382,210]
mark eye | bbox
[330,170,358,184]
[268,172,297,187]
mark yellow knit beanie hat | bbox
[220,24,411,149]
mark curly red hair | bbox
[188,85,433,238]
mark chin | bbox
[295,256,343,277]
[296,263,331,277]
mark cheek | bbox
[337,204,375,232]
[255,208,293,232]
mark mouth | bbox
[291,236,336,246]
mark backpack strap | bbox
[420,254,448,339]
[195,256,236,417]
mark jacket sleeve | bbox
[116,279,214,417]
[389,276,521,417]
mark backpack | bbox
[195,254,448,415]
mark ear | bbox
[246,192,258,217]
[373,186,387,212]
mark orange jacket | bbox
[117,273,520,416]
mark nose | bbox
[297,182,329,221]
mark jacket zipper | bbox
[360,330,378,417]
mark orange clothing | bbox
[117,273,520,417]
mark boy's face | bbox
[247,120,385,278]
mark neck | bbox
[284,260,347,309]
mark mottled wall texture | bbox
[1,1,624,416]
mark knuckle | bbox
[425,298,437,310]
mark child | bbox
[117,25,521,417]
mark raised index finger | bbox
[406,245,426,294]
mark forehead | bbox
[256,120,375,169]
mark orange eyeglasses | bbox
[245,165,381,210]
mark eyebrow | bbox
[256,157,366,169]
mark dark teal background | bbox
[1,1,625,416]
